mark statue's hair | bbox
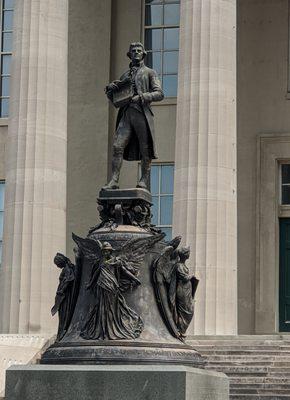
[102,241,113,251]
[168,235,182,250]
[54,252,69,268]
[127,42,147,59]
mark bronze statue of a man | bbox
[103,42,164,190]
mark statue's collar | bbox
[129,60,145,69]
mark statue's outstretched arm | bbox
[119,261,141,286]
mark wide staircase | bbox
[189,335,290,400]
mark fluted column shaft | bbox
[173,0,237,334]
[0,0,68,333]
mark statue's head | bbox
[178,247,190,262]
[127,42,147,62]
[102,241,113,258]
[54,253,67,269]
[169,235,182,250]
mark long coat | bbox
[115,64,164,161]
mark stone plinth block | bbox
[5,365,229,400]
[96,188,152,227]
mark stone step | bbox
[205,355,290,362]
[231,394,290,399]
[268,367,290,373]
[189,340,290,347]
[273,361,290,367]
[197,350,290,357]
[230,394,290,398]
[231,396,290,400]
[206,361,273,367]
[206,365,269,374]
[208,366,290,377]
[269,371,290,377]
[230,376,290,384]
[196,348,290,354]
[230,386,290,392]
[195,346,290,353]
[191,335,290,340]
[193,343,290,349]
[230,390,290,400]
[231,383,290,391]
[191,337,290,399]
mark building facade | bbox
[0,0,289,339]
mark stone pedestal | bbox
[96,188,152,228]
[40,189,204,366]
[5,365,229,400]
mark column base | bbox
[5,365,229,400]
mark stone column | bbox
[0,0,68,334]
[173,0,237,335]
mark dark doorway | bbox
[279,218,290,332]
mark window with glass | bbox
[0,0,14,117]
[281,164,290,204]
[151,164,174,239]
[0,181,5,264]
[144,0,180,97]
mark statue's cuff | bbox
[142,93,152,103]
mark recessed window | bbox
[144,0,180,98]
[0,181,5,264]
[281,164,290,204]
[0,0,14,117]
[151,164,174,239]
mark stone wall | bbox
[237,0,290,333]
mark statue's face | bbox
[130,46,144,62]
[181,250,190,261]
[103,249,112,259]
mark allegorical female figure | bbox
[153,241,199,341]
[81,242,143,340]
[51,251,80,341]
[175,247,198,336]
